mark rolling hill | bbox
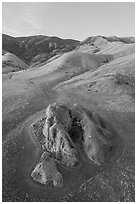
[2,34,135,202]
[2,52,28,74]
[2,34,135,69]
[2,34,79,65]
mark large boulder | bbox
[31,151,63,187]
[80,110,114,165]
[42,103,79,167]
[43,103,72,130]
[69,104,114,165]
[31,103,116,187]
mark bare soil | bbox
[2,57,135,201]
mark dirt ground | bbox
[2,63,135,201]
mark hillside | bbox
[55,53,135,112]
[76,35,135,55]
[2,34,135,69]
[2,34,135,202]
[2,34,79,65]
[2,52,28,74]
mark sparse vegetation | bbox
[114,73,135,87]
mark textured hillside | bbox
[2,52,28,74]
[76,36,135,56]
[2,34,135,68]
[2,34,79,65]
[56,54,135,112]
[39,51,113,75]
[79,35,135,45]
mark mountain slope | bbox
[2,52,28,74]
[34,51,113,81]
[76,36,135,57]
[2,34,79,65]
[55,53,135,112]
[97,42,135,59]
[2,34,135,67]
[79,35,135,45]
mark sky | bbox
[2,2,135,40]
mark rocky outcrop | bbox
[31,103,116,186]
[42,104,79,167]
[31,151,63,187]
[79,110,114,165]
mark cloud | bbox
[2,2,44,36]
[19,3,43,31]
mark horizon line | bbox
[2,32,135,42]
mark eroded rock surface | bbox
[80,110,114,165]
[31,152,63,187]
[31,103,116,186]
[42,103,79,167]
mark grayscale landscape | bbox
[2,2,135,202]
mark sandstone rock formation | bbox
[31,151,63,187]
[42,103,79,167]
[70,104,114,165]
[80,110,113,165]
[31,103,115,186]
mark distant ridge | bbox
[2,33,79,65]
[2,33,135,67]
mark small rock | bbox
[31,152,63,187]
